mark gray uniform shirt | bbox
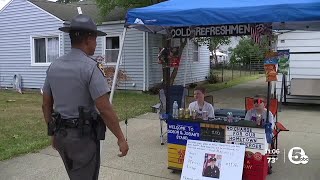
[43,48,110,119]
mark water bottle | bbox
[172,101,179,119]
[227,112,233,123]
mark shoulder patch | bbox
[97,63,106,77]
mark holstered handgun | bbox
[78,106,92,136]
[91,112,106,140]
[48,111,61,136]
[78,106,106,140]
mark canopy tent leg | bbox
[183,39,189,87]
[165,40,171,114]
[266,81,271,124]
[109,28,127,104]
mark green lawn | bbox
[0,90,158,161]
[212,69,259,83]
[203,74,264,93]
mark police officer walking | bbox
[42,14,129,180]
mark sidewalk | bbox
[0,78,319,180]
[208,77,267,109]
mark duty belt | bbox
[60,118,80,128]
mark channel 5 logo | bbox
[288,147,309,165]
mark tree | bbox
[56,0,80,3]
[160,38,188,85]
[196,36,231,65]
[231,36,270,65]
[96,0,166,17]
[95,0,187,86]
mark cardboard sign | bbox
[225,126,267,155]
[181,140,245,180]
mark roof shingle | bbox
[28,0,126,23]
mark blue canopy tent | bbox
[125,0,320,33]
[110,0,320,102]
[110,0,320,124]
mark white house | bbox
[210,50,228,63]
[0,0,210,91]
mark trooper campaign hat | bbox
[59,14,106,36]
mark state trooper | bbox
[41,14,129,180]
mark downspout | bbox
[61,32,64,55]
[145,32,150,91]
[143,31,146,91]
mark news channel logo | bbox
[267,147,309,165]
[288,147,309,165]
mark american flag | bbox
[250,24,265,45]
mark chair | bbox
[244,96,289,174]
[158,85,188,145]
[244,97,289,150]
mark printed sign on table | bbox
[168,120,201,145]
[167,120,201,169]
[181,140,245,180]
[225,126,267,154]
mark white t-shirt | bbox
[188,101,215,118]
[245,109,275,129]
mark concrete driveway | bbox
[0,78,319,180]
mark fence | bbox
[209,60,263,83]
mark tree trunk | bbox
[160,37,188,86]
[213,48,218,65]
[161,37,172,87]
[169,38,188,85]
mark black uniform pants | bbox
[54,127,100,180]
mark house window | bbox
[193,42,199,62]
[33,36,59,64]
[105,36,120,63]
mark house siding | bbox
[63,32,71,55]
[0,1,209,91]
[91,23,145,91]
[275,30,320,102]
[0,0,63,89]
[148,33,163,89]
[173,40,210,86]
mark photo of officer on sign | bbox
[202,154,221,179]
